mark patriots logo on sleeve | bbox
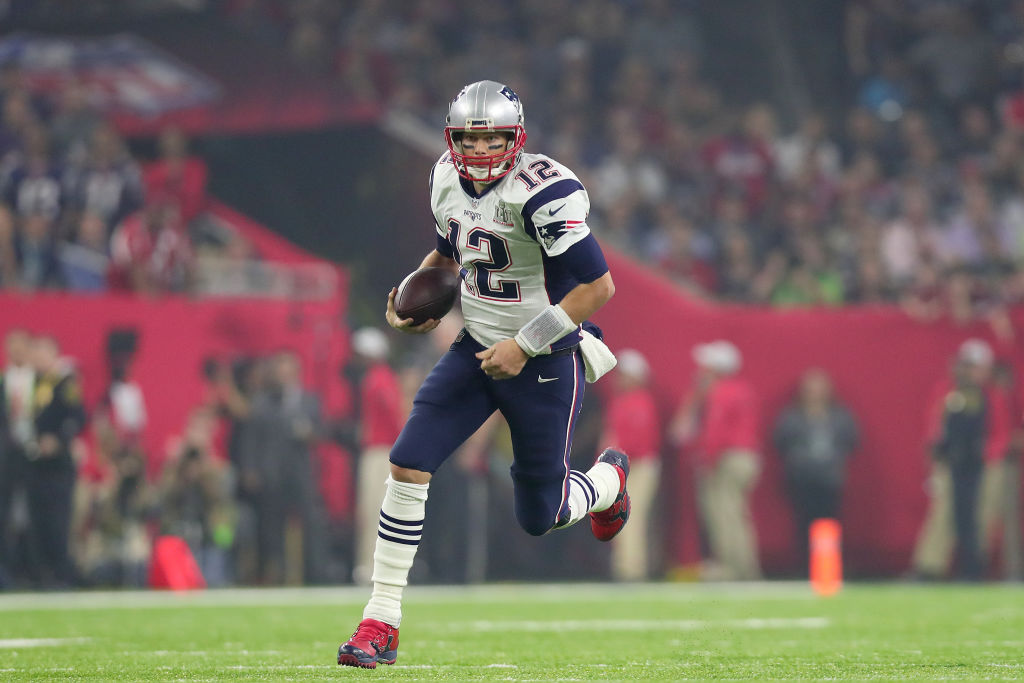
[537,220,584,249]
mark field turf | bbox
[0,582,1022,680]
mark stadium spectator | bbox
[976,361,1021,579]
[73,329,150,586]
[0,328,34,585]
[880,183,943,288]
[202,354,262,582]
[63,123,144,233]
[94,329,147,473]
[237,350,325,585]
[201,355,258,468]
[770,234,845,307]
[715,227,770,303]
[940,181,1008,268]
[909,339,1010,581]
[840,107,890,170]
[1001,381,1024,582]
[773,368,859,572]
[108,196,195,295]
[48,79,103,167]
[58,210,110,292]
[158,406,235,587]
[1,123,64,226]
[847,252,896,304]
[0,204,18,287]
[15,212,61,290]
[26,335,85,587]
[602,349,662,581]
[591,108,669,213]
[647,203,717,296]
[0,89,42,162]
[348,327,403,585]
[701,104,776,216]
[143,126,209,225]
[671,340,762,581]
[774,111,841,184]
[74,429,151,587]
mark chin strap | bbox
[466,163,504,180]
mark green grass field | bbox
[0,582,1022,680]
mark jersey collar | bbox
[458,173,503,200]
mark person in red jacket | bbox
[143,126,208,224]
[350,327,403,585]
[979,361,1022,579]
[671,340,762,580]
[602,349,662,581]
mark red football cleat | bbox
[337,618,399,668]
[589,448,631,542]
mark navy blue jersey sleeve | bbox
[548,233,608,283]
[435,229,454,259]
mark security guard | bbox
[27,335,85,587]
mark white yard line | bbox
[445,617,829,632]
[0,582,815,611]
[223,665,331,670]
[0,638,90,648]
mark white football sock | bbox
[362,476,428,628]
[561,462,621,527]
[587,461,622,511]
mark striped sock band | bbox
[378,511,423,545]
[559,470,599,528]
[363,476,428,628]
[570,470,598,510]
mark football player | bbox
[337,80,630,668]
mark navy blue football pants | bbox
[390,330,585,536]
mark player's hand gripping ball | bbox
[393,267,459,326]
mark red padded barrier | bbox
[593,250,1024,575]
[0,290,349,480]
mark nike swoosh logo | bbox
[537,376,558,383]
[548,204,566,216]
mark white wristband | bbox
[514,304,577,356]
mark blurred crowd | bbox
[0,317,478,589]
[0,326,338,589]
[230,0,1024,326]
[0,60,259,296]
[4,320,1019,588]
[11,0,1024,319]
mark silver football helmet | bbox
[445,80,527,183]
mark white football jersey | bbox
[430,151,598,349]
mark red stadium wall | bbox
[594,251,1024,576]
[0,290,350,480]
[4,249,1022,576]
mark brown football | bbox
[394,267,459,325]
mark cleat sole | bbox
[337,654,377,669]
